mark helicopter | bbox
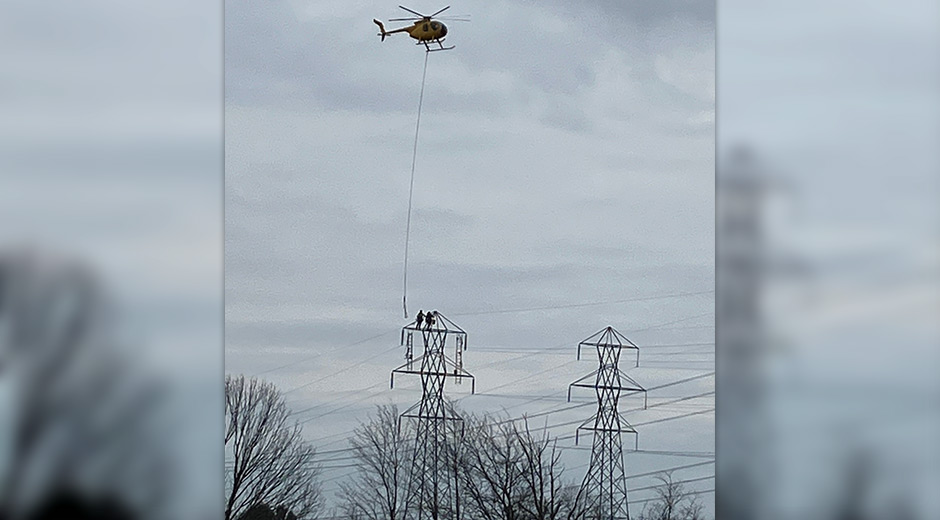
[374,5,469,52]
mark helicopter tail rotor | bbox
[373,19,387,41]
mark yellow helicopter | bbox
[374,5,470,52]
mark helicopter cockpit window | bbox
[422,23,429,31]
[430,21,440,30]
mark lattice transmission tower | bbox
[390,310,475,520]
[568,326,647,520]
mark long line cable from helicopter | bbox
[402,49,431,320]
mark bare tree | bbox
[236,503,300,520]
[224,375,321,520]
[338,404,413,520]
[457,414,528,520]
[636,471,705,520]
[0,248,176,520]
[455,415,585,520]
[513,419,581,520]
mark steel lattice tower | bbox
[569,326,647,520]
[391,311,474,519]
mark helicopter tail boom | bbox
[374,19,387,41]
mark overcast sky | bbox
[225,0,715,513]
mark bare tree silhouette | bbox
[338,405,413,520]
[635,471,705,520]
[0,248,174,520]
[225,375,322,520]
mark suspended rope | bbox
[403,50,430,319]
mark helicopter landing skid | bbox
[419,39,454,52]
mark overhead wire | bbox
[302,373,715,459]
[450,289,714,317]
[236,305,714,498]
[242,290,711,382]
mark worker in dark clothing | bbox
[416,310,425,328]
[426,311,436,329]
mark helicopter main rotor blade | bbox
[388,17,421,21]
[398,5,426,18]
[429,5,451,17]
[437,16,470,21]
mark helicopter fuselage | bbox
[405,19,448,41]
[376,18,447,42]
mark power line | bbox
[449,289,714,317]
[302,377,715,460]
[284,344,400,396]
[254,329,397,377]
[475,341,715,353]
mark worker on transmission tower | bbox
[426,311,436,329]
[416,310,425,328]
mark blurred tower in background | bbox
[391,311,474,520]
[716,147,785,520]
[569,327,647,520]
